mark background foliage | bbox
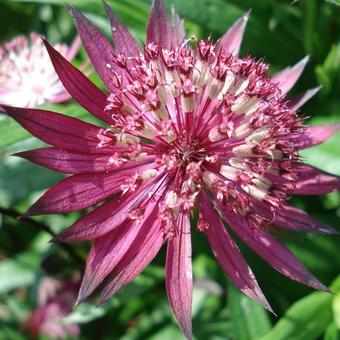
[0,0,339,339]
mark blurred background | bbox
[0,0,340,339]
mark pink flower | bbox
[22,277,80,339]
[0,32,81,107]
[2,1,340,338]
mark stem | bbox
[0,207,84,265]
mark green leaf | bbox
[0,115,30,149]
[0,325,26,340]
[325,0,340,7]
[324,323,340,340]
[62,301,117,324]
[260,293,331,340]
[333,295,340,329]
[260,276,340,340]
[0,252,41,293]
[228,281,271,340]
[315,42,340,94]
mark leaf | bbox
[171,0,302,62]
[62,301,117,324]
[324,323,339,340]
[0,252,41,293]
[315,42,340,94]
[333,295,340,329]
[0,325,26,340]
[300,118,340,176]
[260,276,340,340]
[228,280,272,340]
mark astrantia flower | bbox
[2,1,340,338]
[22,277,80,339]
[0,32,81,107]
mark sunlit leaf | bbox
[228,281,271,340]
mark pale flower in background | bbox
[0,32,81,107]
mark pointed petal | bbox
[99,216,163,304]
[1,105,112,154]
[221,209,329,292]
[147,0,173,48]
[77,200,160,302]
[65,35,82,61]
[199,191,272,311]
[252,200,337,234]
[215,11,250,56]
[276,205,338,234]
[26,171,131,216]
[43,39,111,124]
[272,56,309,95]
[52,171,165,242]
[171,7,185,45]
[287,87,320,111]
[15,148,153,175]
[67,4,117,90]
[296,124,340,150]
[49,92,72,104]
[291,163,340,195]
[166,213,192,339]
[15,148,120,174]
[103,1,139,56]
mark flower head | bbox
[0,32,81,107]
[22,276,80,339]
[2,1,340,338]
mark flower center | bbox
[98,39,304,230]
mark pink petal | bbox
[276,205,338,234]
[43,39,111,124]
[272,56,309,95]
[49,92,72,104]
[65,35,82,61]
[103,1,139,56]
[15,148,153,175]
[67,4,118,90]
[199,191,272,311]
[296,124,340,149]
[166,213,192,340]
[171,8,185,45]
[52,171,166,242]
[2,105,113,154]
[291,163,340,195]
[77,201,160,303]
[147,0,173,48]
[26,168,141,216]
[252,200,337,234]
[98,216,164,304]
[16,148,112,174]
[221,209,329,292]
[215,11,250,56]
[287,87,320,111]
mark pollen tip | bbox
[24,205,44,217]
[298,55,310,68]
[244,9,252,20]
[51,232,73,243]
[74,297,82,308]
[22,209,35,218]
[65,2,77,16]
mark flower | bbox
[2,1,340,338]
[0,32,81,107]
[22,276,80,339]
